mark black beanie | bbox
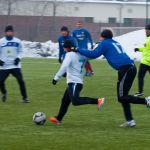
[145,24,150,30]
[5,25,14,32]
[63,40,74,49]
[60,26,69,32]
[101,29,113,39]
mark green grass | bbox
[0,58,150,150]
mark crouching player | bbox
[49,40,105,124]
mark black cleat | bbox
[2,94,7,102]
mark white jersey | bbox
[54,52,87,84]
[0,37,23,70]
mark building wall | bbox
[0,0,149,23]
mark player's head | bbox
[5,25,14,37]
[60,26,69,37]
[145,24,150,37]
[100,29,113,40]
[76,21,83,28]
[63,40,75,52]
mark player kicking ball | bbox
[49,40,105,125]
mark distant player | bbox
[134,24,150,97]
[58,26,76,64]
[0,25,29,103]
[49,40,105,124]
[77,29,150,127]
[72,21,94,76]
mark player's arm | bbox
[14,40,23,65]
[78,42,105,59]
[139,38,150,52]
[17,40,23,59]
[0,42,4,66]
[85,30,93,49]
[52,54,72,84]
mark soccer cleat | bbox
[98,98,105,111]
[120,120,136,128]
[145,96,150,108]
[2,94,7,102]
[85,72,94,77]
[134,92,144,97]
[22,98,30,103]
[49,117,60,125]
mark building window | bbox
[108,17,117,23]
[84,17,93,23]
[124,18,132,26]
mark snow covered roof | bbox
[31,0,150,5]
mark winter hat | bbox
[145,24,150,30]
[5,25,14,32]
[63,40,74,49]
[60,26,69,32]
[101,29,113,39]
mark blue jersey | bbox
[78,39,134,70]
[58,35,76,60]
[72,28,93,49]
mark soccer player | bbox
[49,40,105,124]
[0,25,29,103]
[72,21,94,76]
[134,24,150,97]
[77,29,150,127]
[58,26,76,64]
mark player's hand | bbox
[134,48,139,52]
[52,79,57,85]
[62,73,66,78]
[14,58,20,65]
[58,58,62,64]
[0,60,4,66]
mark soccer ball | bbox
[33,112,46,125]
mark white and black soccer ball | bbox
[33,112,46,125]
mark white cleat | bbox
[145,96,150,108]
[120,120,136,128]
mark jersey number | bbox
[112,43,124,54]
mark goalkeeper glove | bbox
[0,60,4,66]
[134,48,139,52]
[14,58,20,65]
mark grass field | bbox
[0,58,150,150]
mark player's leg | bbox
[68,83,105,110]
[135,64,147,96]
[85,61,94,76]
[11,68,29,102]
[118,65,147,127]
[0,70,9,102]
[49,88,71,124]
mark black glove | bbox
[58,58,62,64]
[0,60,4,66]
[62,73,66,78]
[52,79,57,85]
[91,45,94,49]
[134,48,139,52]
[14,58,20,65]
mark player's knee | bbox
[71,98,79,106]
[118,96,124,103]
[18,79,24,84]
[118,96,126,103]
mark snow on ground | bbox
[22,29,146,61]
